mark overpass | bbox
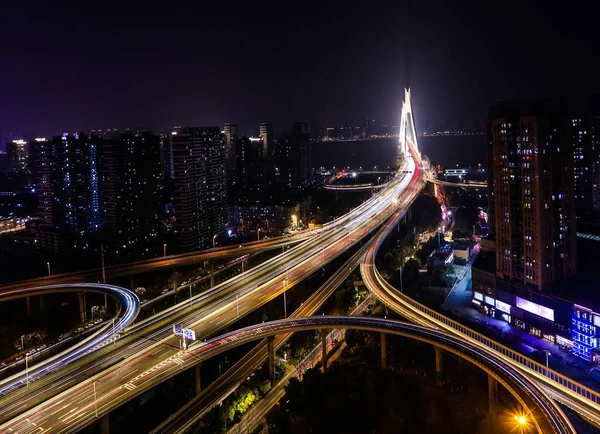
[0,230,314,292]
[0,120,423,433]
[0,283,139,396]
[2,89,533,434]
[151,235,374,434]
[3,316,574,434]
[424,170,487,189]
[360,181,600,428]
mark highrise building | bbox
[259,123,273,159]
[171,127,227,251]
[488,98,577,290]
[291,121,312,187]
[223,123,240,198]
[102,132,163,251]
[572,117,595,220]
[232,136,267,203]
[33,134,102,251]
[7,139,30,172]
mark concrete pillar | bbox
[380,332,388,370]
[172,270,177,294]
[434,347,443,386]
[39,295,44,312]
[104,294,108,311]
[194,364,201,395]
[25,296,32,316]
[321,330,328,372]
[78,293,86,323]
[488,374,498,414]
[99,413,110,434]
[267,337,275,384]
[129,275,134,291]
[210,261,215,288]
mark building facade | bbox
[489,99,577,290]
[171,127,227,251]
[102,132,163,252]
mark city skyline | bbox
[2,1,599,138]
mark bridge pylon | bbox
[398,88,421,165]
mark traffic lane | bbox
[1,165,416,430]
[1,226,363,430]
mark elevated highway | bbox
[0,231,314,291]
[0,283,139,396]
[361,177,600,428]
[5,317,574,434]
[151,235,373,434]
[0,143,421,431]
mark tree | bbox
[452,229,464,240]
[402,258,420,284]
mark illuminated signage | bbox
[495,300,511,314]
[484,296,495,306]
[473,292,483,301]
[556,336,573,347]
[516,296,554,322]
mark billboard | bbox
[495,299,511,314]
[516,296,554,322]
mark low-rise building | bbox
[427,250,454,271]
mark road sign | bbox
[183,328,196,341]
[173,324,183,336]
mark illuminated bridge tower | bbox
[398,88,421,166]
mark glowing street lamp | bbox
[163,243,167,257]
[47,262,51,277]
[212,234,218,249]
[257,228,261,241]
[513,414,529,432]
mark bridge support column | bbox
[78,293,86,323]
[434,347,443,386]
[129,275,134,291]
[104,294,108,311]
[380,332,387,370]
[39,295,44,313]
[210,261,215,288]
[194,364,202,395]
[488,375,498,414]
[25,296,32,316]
[267,336,275,384]
[321,330,328,372]
[99,413,110,434]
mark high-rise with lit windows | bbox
[171,127,227,251]
[488,98,577,291]
[102,132,163,252]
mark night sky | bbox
[2,1,599,138]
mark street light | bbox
[93,381,98,418]
[399,265,403,293]
[21,335,29,387]
[213,234,218,249]
[163,243,167,257]
[47,262,51,277]
[283,277,288,318]
[514,414,528,426]
[257,228,261,241]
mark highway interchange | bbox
[0,146,419,433]
[0,97,592,433]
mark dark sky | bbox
[2,1,599,138]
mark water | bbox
[312,135,486,169]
